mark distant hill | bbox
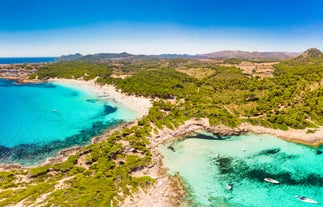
[150,54,197,59]
[58,53,83,61]
[57,52,151,62]
[57,50,302,62]
[201,50,300,61]
[59,52,199,62]
[292,48,323,62]
[80,52,134,62]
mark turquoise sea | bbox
[160,132,323,207]
[0,79,137,165]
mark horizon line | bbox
[0,49,308,58]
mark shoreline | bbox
[122,118,323,207]
[49,78,152,118]
[0,78,152,170]
[1,77,322,206]
[1,116,321,204]
[148,118,323,148]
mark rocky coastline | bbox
[1,75,322,206]
[122,117,323,207]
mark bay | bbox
[160,132,323,207]
[0,79,137,165]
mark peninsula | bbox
[0,48,322,206]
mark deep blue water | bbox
[0,57,56,64]
[0,79,137,165]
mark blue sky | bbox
[1,0,323,56]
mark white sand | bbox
[49,78,152,118]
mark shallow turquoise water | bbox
[0,79,137,165]
[160,132,323,207]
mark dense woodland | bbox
[29,62,112,81]
[0,49,322,206]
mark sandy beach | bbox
[47,79,186,207]
[240,122,323,147]
[1,78,322,207]
[49,78,152,118]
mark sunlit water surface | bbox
[160,132,323,207]
[0,79,137,165]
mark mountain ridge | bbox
[201,50,300,60]
[57,50,303,62]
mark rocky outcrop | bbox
[301,48,322,58]
[293,48,323,62]
[150,118,323,147]
[150,118,249,148]
[122,116,323,207]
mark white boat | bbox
[213,153,220,157]
[296,196,319,204]
[264,178,280,184]
[226,183,233,190]
[209,153,220,159]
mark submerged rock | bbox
[167,145,176,152]
[208,196,232,207]
[258,148,281,156]
[215,157,234,174]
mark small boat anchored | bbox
[226,183,233,190]
[264,178,280,184]
[212,153,220,158]
[296,196,319,204]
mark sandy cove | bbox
[16,78,323,148]
[39,79,186,206]
[49,78,152,118]
[1,78,322,206]
[122,118,323,207]
[1,116,321,206]
[0,78,152,170]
